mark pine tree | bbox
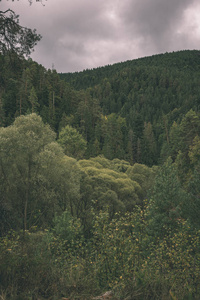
[28,86,39,113]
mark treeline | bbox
[1,50,200,166]
[60,50,200,90]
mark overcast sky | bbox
[1,0,200,73]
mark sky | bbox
[1,0,200,73]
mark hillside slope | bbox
[1,50,200,165]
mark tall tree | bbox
[28,86,39,113]
[0,113,71,234]
[184,163,200,229]
[102,114,126,160]
[147,158,186,239]
[0,96,5,126]
[142,122,157,166]
[58,125,87,159]
[18,67,33,115]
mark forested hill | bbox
[60,50,200,90]
[1,50,200,166]
[1,50,200,299]
[59,50,200,165]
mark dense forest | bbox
[1,47,200,299]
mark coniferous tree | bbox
[142,122,157,166]
[147,158,186,239]
[28,86,39,113]
[184,163,200,229]
[0,9,41,57]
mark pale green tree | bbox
[78,156,142,221]
[0,113,78,234]
[58,125,87,159]
[75,156,142,236]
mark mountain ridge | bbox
[59,49,200,90]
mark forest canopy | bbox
[0,18,200,297]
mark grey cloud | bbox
[30,0,123,71]
[1,0,200,72]
[119,0,199,53]
[40,0,115,39]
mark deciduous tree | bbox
[0,114,77,234]
[58,125,87,159]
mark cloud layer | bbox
[1,0,200,72]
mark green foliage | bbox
[102,113,127,160]
[0,114,79,234]
[89,209,147,290]
[2,50,200,299]
[0,230,57,299]
[2,50,200,165]
[60,50,200,164]
[115,220,200,300]
[53,210,82,242]
[58,125,87,159]
[126,163,158,201]
[1,208,200,299]
[141,121,157,166]
[189,135,200,166]
[161,110,200,182]
[28,86,39,113]
[78,157,142,221]
[184,163,200,229]
[146,158,186,239]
